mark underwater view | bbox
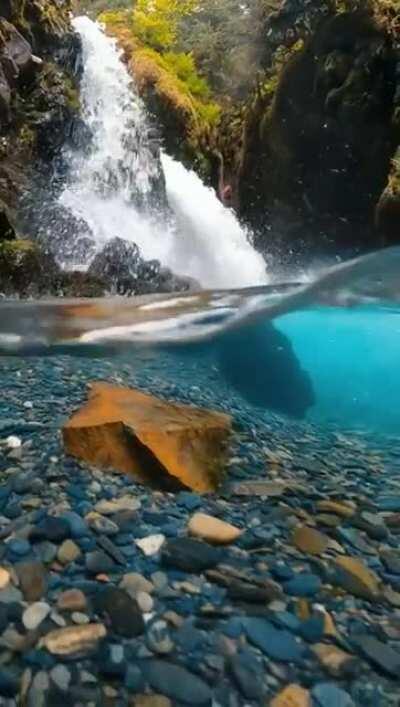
[0,1,400,705]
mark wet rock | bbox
[96,534,126,565]
[88,237,195,296]
[33,516,71,543]
[86,512,119,535]
[311,682,355,707]
[284,573,322,597]
[312,643,358,677]
[333,556,380,601]
[229,650,264,700]
[270,684,311,707]
[137,590,154,613]
[0,668,18,697]
[57,539,81,565]
[134,697,171,707]
[40,624,106,656]
[217,322,315,419]
[381,550,400,574]
[206,567,282,603]
[146,619,174,655]
[142,660,212,704]
[243,618,305,662]
[86,550,115,575]
[23,602,51,631]
[136,534,165,556]
[50,664,71,691]
[93,587,145,638]
[98,642,127,677]
[94,496,141,515]
[230,480,300,497]
[188,513,242,544]
[162,537,222,572]
[0,568,10,590]
[120,573,154,598]
[57,589,88,613]
[292,525,331,555]
[63,382,232,493]
[352,634,400,677]
[316,501,355,518]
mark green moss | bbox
[101,10,221,159]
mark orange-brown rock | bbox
[269,684,311,707]
[312,643,356,676]
[188,513,242,545]
[63,382,232,493]
[333,556,381,601]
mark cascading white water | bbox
[60,16,267,288]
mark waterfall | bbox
[59,16,267,289]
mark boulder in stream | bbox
[88,237,198,295]
[63,382,232,493]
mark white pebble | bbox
[136,591,154,613]
[71,612,90,625]
[135,534,165,557]
[23,602,51,631]
[6,435,21,450]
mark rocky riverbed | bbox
[0,353,400,705]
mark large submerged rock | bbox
[63,383,232,493]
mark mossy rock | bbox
[0,239,58,296]
[0,239,107,297]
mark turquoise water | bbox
[277,306,400,432]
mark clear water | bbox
[1,19,399,443]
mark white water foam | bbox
[59,16,267,288]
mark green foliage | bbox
[133,0,197,50]
[163,52,211,99]
[177,0,266,100]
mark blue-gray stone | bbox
[61,511,89,538]
[0,669,18,697]
[125,664,145,693]
[284,573,321,597]
[7,538,31,557]
[142,660,211,704]
[229,650,264,700]
[352,634,400,677]
[312,682,355,707]
[33,516,71,542]
[176,492,202,510]
[270,562,294,581]
[299,615,325,642]
[377,497,400,512]
[222,617,244,639]
[242,618,305,662]
[271,611,301,633]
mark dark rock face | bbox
[0,205,15,241]
[240,9,399,256]
[88,237,198,295]
[0,0,80,244]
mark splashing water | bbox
[59,17,267,288]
